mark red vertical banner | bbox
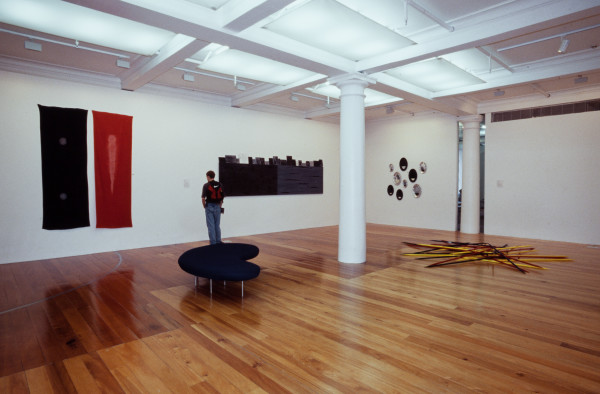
[93,111,133,228]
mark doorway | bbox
[456,118,485,232]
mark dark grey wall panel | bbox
[277,167,323,194]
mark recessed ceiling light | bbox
[385,58,485,92]
[116,58,130,68]
[183,73,195,82]
[263,0,414,61]
[0,0,175,56]
[24,40,42,52]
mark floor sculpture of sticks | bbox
[403,240,571,273]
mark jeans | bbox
[205,203,221,244]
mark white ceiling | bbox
[1,0,599,123]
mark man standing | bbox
[201,170,224,244]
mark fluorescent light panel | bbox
[335,0,431,35]
[386,58,485,92]
[191,45,323,86]
[182,0,229,10]
[263,0,414,61]
[190,43,230,63]
[442,49,498,75]
[0,0,175,56]
[363,89,402,106]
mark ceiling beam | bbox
[304,105,342,120]
[121,36,209,91]
[0,55,122,89]
[406,0,454,32]
[476,47,514,73]
[232,74,327,107]
[530,83,551,98]
[431,50,600,97]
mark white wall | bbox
[0,71,340,264]
[484,110,600,244]
[366,114,459,231]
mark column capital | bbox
[458,114,483,128]
[328,72,376,88]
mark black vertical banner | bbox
[39,105,90,230]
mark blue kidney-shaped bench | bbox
[178,243,260,297]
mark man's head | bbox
[206,170,215,181]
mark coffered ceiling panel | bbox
[0,0,599,122]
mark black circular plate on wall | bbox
[409,168,418,182]
[399,157,408,171]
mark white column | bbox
[459,115,483,234]
[329,73,375,263]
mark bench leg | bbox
[202,279,245,297]
[195,276,199,288]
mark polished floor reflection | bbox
[1,225,599,392]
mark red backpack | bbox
[207,182,223,202]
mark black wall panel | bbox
[219,157,323,196]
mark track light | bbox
[574,75,588,84]
[530,84,550,98]
[493,89,505,97]
[557,37,569,53]
[174,67,257,89]
[386,105,394,114]
[498,24,600,52]
[233,75,246,91]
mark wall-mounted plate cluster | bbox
[388,158,426,200]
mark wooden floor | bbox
[1,224,599,393]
